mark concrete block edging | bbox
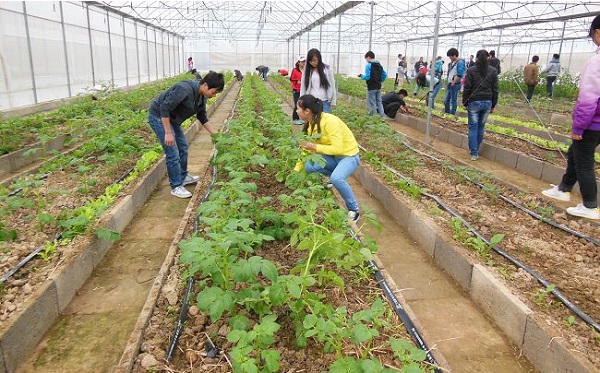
[353,163,597,373]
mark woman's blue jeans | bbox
[322,100,331,113]
[444,83,462,114]
[305,153,360,211]
[367,89,385,118]
[148,114,189,189]
[467,100,492,157]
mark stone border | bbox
[0,80,236,373]
[354,165,598,373]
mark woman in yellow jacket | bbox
[297,94,361,222]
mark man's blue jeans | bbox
[148,114,189,189]
[444,83,461,114]
[427,82,443,107]
[305,153,360,211]
[467,100,492,157]
[367,89,385,118]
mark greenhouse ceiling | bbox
[99,1,600,46]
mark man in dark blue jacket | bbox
[359,51,388,119]
[148,71,225,198]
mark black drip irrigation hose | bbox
[165,276,195,363]
[6,173,50,197]
[347,229,441,370]
[371,155,600,334]
[397,142,600,247]
[368,260,442,372]
[0,232,61,283]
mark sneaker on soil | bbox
[348,210,360,222]
[566,204,600,220]
[293,119,306,125]
[470,155,479,161]
[182,174,199,186]
[541,184,571,202]
[326,183,334,189]
[171,186,192,198]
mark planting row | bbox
[133,74,437,373]
[0,73,233,325]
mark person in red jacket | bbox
[278,69,289,76]
[290,56,306,124]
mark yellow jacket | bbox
[307,113,359,156]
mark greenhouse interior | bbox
[0,1,599,373]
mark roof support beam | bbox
[287,1,362,42]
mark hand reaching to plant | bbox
[301,142,317,152]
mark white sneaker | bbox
[541,185,571,202]
[566,204,600,220]
[171,186,192,198]
[348,210,360,222]
[182,175,199,186]
[326,183,334,189]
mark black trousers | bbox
[546,76,557,97]
[526,84,536,101]
[292,90,300,120]
[383,102,400,118]
[559,129,600,208]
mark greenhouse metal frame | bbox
[1,1,600,111]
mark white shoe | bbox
[348,210,360,222]
[541,185,571,202]
[566,204,600,220]
[171,186,192,198]
[182,175,199,186]
[326,183,334,189]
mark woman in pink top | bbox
[541,15,600,220]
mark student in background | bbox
[290,56,306,124]
[443,48,466,115]
[297,94,361,222]
[523,56,540,102]
[359,51,388,119]
[382,89,409,119]
[543,54,561,100]
[462,49,499,161]
[187,57,194,72]
[541,15,600,220]
[300,48,337,113]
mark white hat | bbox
[298,56,306,62]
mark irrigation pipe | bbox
[372,155,600,334]
[368,260,442,372]
[397,141,600,247]
[165,84,240,363]
[0,232,61,283]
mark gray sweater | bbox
[543,60,561,77]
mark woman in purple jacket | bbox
[541,15,600,220]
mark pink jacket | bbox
[572,46,600,135]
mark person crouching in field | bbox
[297,94,361,222]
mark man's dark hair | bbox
[446,48,459,57]
[532,55,539,63]
[200,71,225,91]
[398,89,408,96]
[365,51,375,59]
[553,53,560,60]
[489,50,496,57]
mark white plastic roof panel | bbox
[99,1,600,46]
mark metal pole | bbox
[425,1,441,144]
[368,1,374,51]
[123,16,129,86]
[154,28,158,80]
[319,23,322,51]
[146,26,150,82]
[86,3,96,87]
[558,20,566,56]
[527,43,533,63]
[22,2,38,104]
[59,2,72,97]
[106,10,115,85]
[386,42,391,77]
[567,39,575,74]
[337,13,342,75]
[135,21,141,83]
